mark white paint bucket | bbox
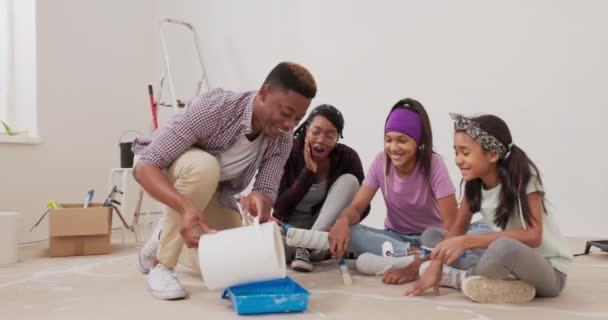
[198,221,285,290]
[0,212,18,264]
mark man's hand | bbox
[180,205,217,248]
[240,191,272,222]
[304,138,317,173]
[328,218,350,259]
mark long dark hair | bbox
[384,98,434,180]
[293,104,344,141]
[461,115,545,229]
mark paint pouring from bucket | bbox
[198,220,286,290]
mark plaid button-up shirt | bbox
[132,88,293,211]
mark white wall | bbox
[2,0,606,244]
[153,0,608,237]
[0,0,156,243]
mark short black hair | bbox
[263,62,317,99]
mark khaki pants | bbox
[156,149,243,272]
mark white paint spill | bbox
[0,255,131,289]
[273,297,288,304]
[436,306,491,320]
[30,279,62,285]
[311,290,608,318]
[49,286,73,293]
[53,306,70,312]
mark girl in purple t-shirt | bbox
[329,98,471,284]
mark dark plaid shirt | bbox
[273,138,370,222]
[132,88,292,211]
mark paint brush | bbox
[419,245,467,259]
[339,260,352,286]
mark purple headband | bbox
[384,109,423,145]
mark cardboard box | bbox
[49,203,113,257]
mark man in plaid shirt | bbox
[132,62,316,300]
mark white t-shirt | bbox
[479,173,573,274]
[218,134,263,181]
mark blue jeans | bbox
[347,219,493,257]
[347,224,421,256]
[467,219,494,235]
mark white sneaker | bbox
[145,264,187,300]
[461,276,536,303]
[419,261,466,289]
[355,253,414,275]
[137,216,165,274]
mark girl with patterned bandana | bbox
[407,113,573,303]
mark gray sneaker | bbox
[461,276,536,303]
[291,247,313,272]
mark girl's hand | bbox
[328,218,350,259]
[303,138,317,173]
[431,235,468,265]
[405,260,442,297]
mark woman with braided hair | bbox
[273,104,368,272]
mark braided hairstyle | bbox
[293,104,345,141]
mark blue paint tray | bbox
[221,277,310,315]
